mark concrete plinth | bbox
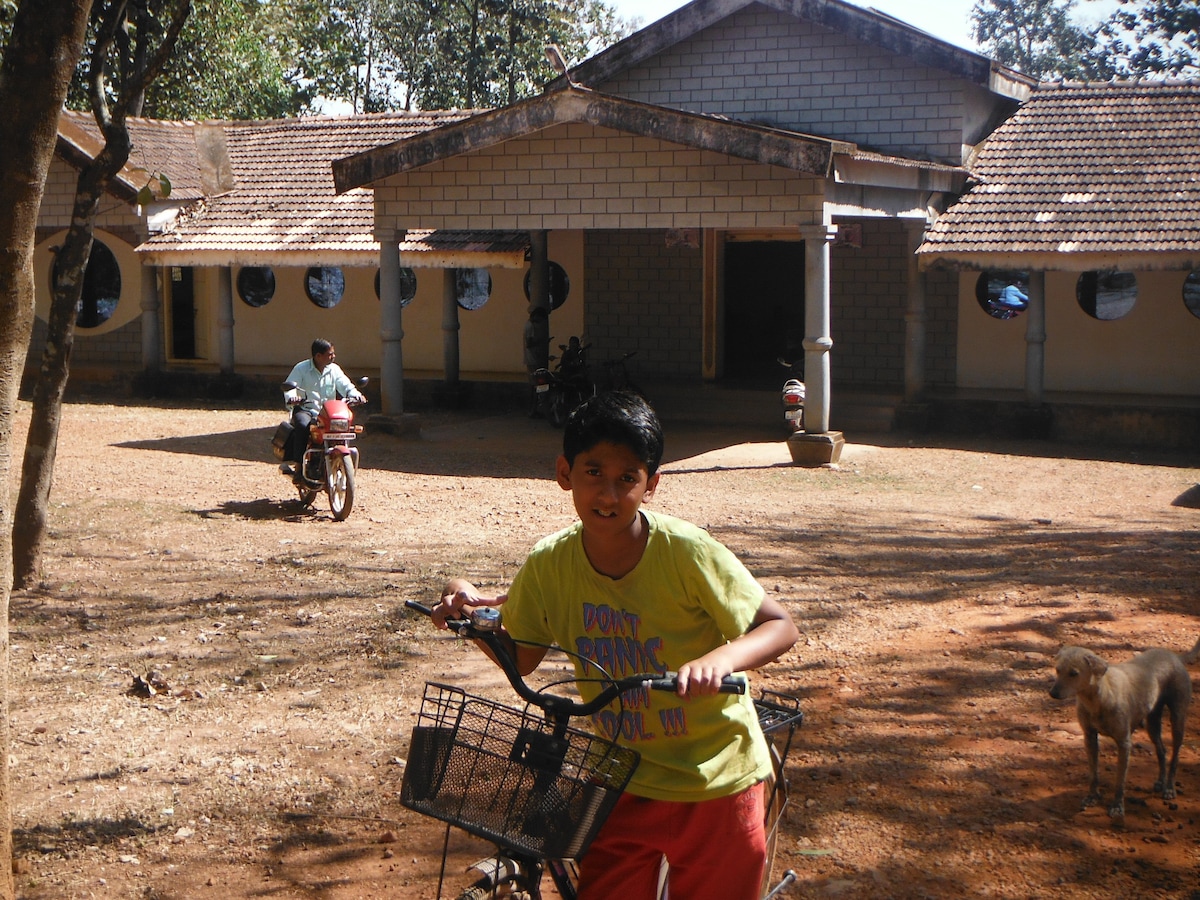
[366,412,422,438]
[787,430,845,467]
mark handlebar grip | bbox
[643,674,746,694]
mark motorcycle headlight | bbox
[328,417,350,431]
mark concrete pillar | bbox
[216,265,235,375]
[903,220,928,403]
[788,223,844,466]
[378,228,405,415]
[140,265,162,372]
[442,268,460,384]
[1024,270,1047,407]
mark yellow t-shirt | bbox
[501,509,772,802]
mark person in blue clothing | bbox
[995,282,1028,313]
[280,338,364,480]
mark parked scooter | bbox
[532,336,593,427]
[777,359,806,433]
[272,377,368,520]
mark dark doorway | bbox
[723,241,804,383]
[170,266,197,359]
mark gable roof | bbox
[57,109,530,268]
[560,0,1030,100]
[333,84,851,193]
[918,81,1200,271]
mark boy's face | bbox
[556,440,659,539]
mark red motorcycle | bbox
[777,358,806,433]
[273,378,367,520]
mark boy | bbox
[436,391,799,899]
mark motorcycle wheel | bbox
[326,454,355,521]
[547,389,569,428]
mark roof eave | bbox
[917,247,1200,273]
[136,245,529,270]
[833,153,967,193]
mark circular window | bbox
[53,240,121,329]
[1183,271,1200,320]
[1077,271,1137,320]
[306,266,345,308]
[523,261,570,310]
[374,267,417,307]
[456,268,492,310]
[974,270,1029,320]
[237,267,275,307]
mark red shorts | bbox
[577,782,766,900]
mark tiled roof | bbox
[919,81,1200,266]
[60,109,528,265]
[134,111,522,265]
[58,110,206,201]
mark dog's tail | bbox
[1184,637,1200,665]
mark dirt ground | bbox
[7,397,1200,899]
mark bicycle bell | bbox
[470,607,501,631]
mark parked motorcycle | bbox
[272,377,368,520]
[532,336,593,427]
[777,358,806,433]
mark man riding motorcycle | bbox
[280,338,365,484]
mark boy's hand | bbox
[676,650,736,696]
[434,578,506,629]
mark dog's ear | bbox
[1082,651,1107,676]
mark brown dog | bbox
[1050,637,1200,819]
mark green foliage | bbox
[265,0,636,114]
[1093,0,1200,77]
[970,0,1107,80]
[2,0,636,119]
[972,0,1199,80]
[135,173,172,207]
[143,0,297,119]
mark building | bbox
[918,80,1200,448]
[32,0,1194,449]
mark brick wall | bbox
[377,123,824,231]
[599,7,968,165]
[25,315,142,383]
[581,224,956,389]
[925,265,958,389]
[584,230,704,380]
[830,218,956,389]
[40,157,144,234]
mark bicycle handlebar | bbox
[405,599,745,719]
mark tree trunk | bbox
[0,2,93,894]
[11,175,109,588]
[12,119,127,588]
[13,0,191,590]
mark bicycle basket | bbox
[401,682,640,860]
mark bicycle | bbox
[402,600,803,899]
[596,350,646,399]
